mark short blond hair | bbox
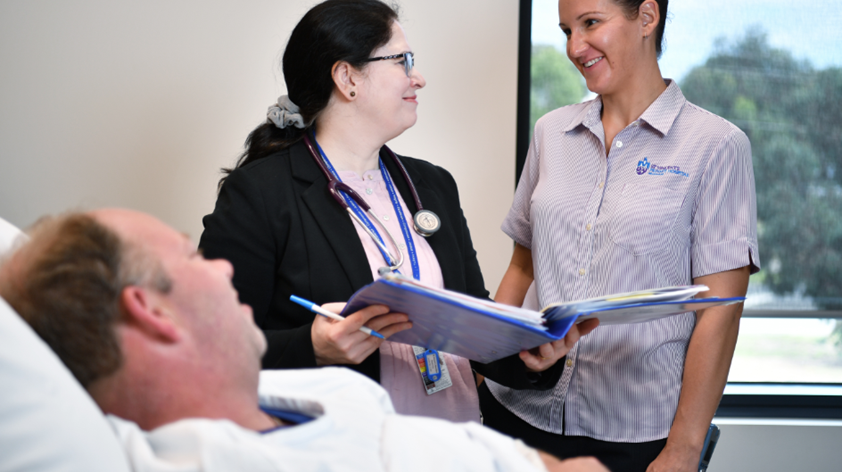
[0,213,171,388]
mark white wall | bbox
[0,0,518,295]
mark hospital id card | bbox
[412,345,452,395]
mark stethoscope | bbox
[302,133,441,275]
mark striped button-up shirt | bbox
[488,80,760,442]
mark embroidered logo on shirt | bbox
[636,158,689,178]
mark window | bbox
[521,0,842,416]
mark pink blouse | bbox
[338,169,480,423]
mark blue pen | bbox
[290,295,385,339]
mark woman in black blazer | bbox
[200,0,590,422]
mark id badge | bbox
[412,345,452,395]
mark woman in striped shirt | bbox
[482,1,760,471]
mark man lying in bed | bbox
[0,208,607,472]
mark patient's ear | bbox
[119,286,180,343]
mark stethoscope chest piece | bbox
[413,209,441,237]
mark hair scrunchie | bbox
[267,95,305,129]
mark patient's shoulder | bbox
[258,367,394,414]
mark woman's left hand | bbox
[520,318,599,372]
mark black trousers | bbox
[479,382,667,472]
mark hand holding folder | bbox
[341,274,745,363]
[520,317,601,372]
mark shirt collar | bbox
[562,79,686,137]
[638,79,686,136]
[563,98,600,133]
[259,393,325,419]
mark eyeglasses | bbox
[364,52,414,77]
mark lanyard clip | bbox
[422,349,442,382]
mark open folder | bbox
[341,274,745,363]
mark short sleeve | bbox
[691,128,761,278]
[501,129,542,249]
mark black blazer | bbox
[199,139,560,389]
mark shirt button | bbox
[365,188,373,195]
[616,141,623,148]
[367,175,374,180]
[383,215,390,221]
[578,268,585,276]
[598,182,604,189]
[586,223,592,231]
[566,358,574,367]
[398,243,406,249]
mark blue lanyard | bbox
[313,139,421,280]
[380,158,421,280]
[260,406,314,426]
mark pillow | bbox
[0,296,131,471]
[0,216,25,258]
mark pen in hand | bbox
[290,295,385,339]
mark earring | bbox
[350,91,356,97]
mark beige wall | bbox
[0,0,518,295]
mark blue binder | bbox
[342,276,745,363]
